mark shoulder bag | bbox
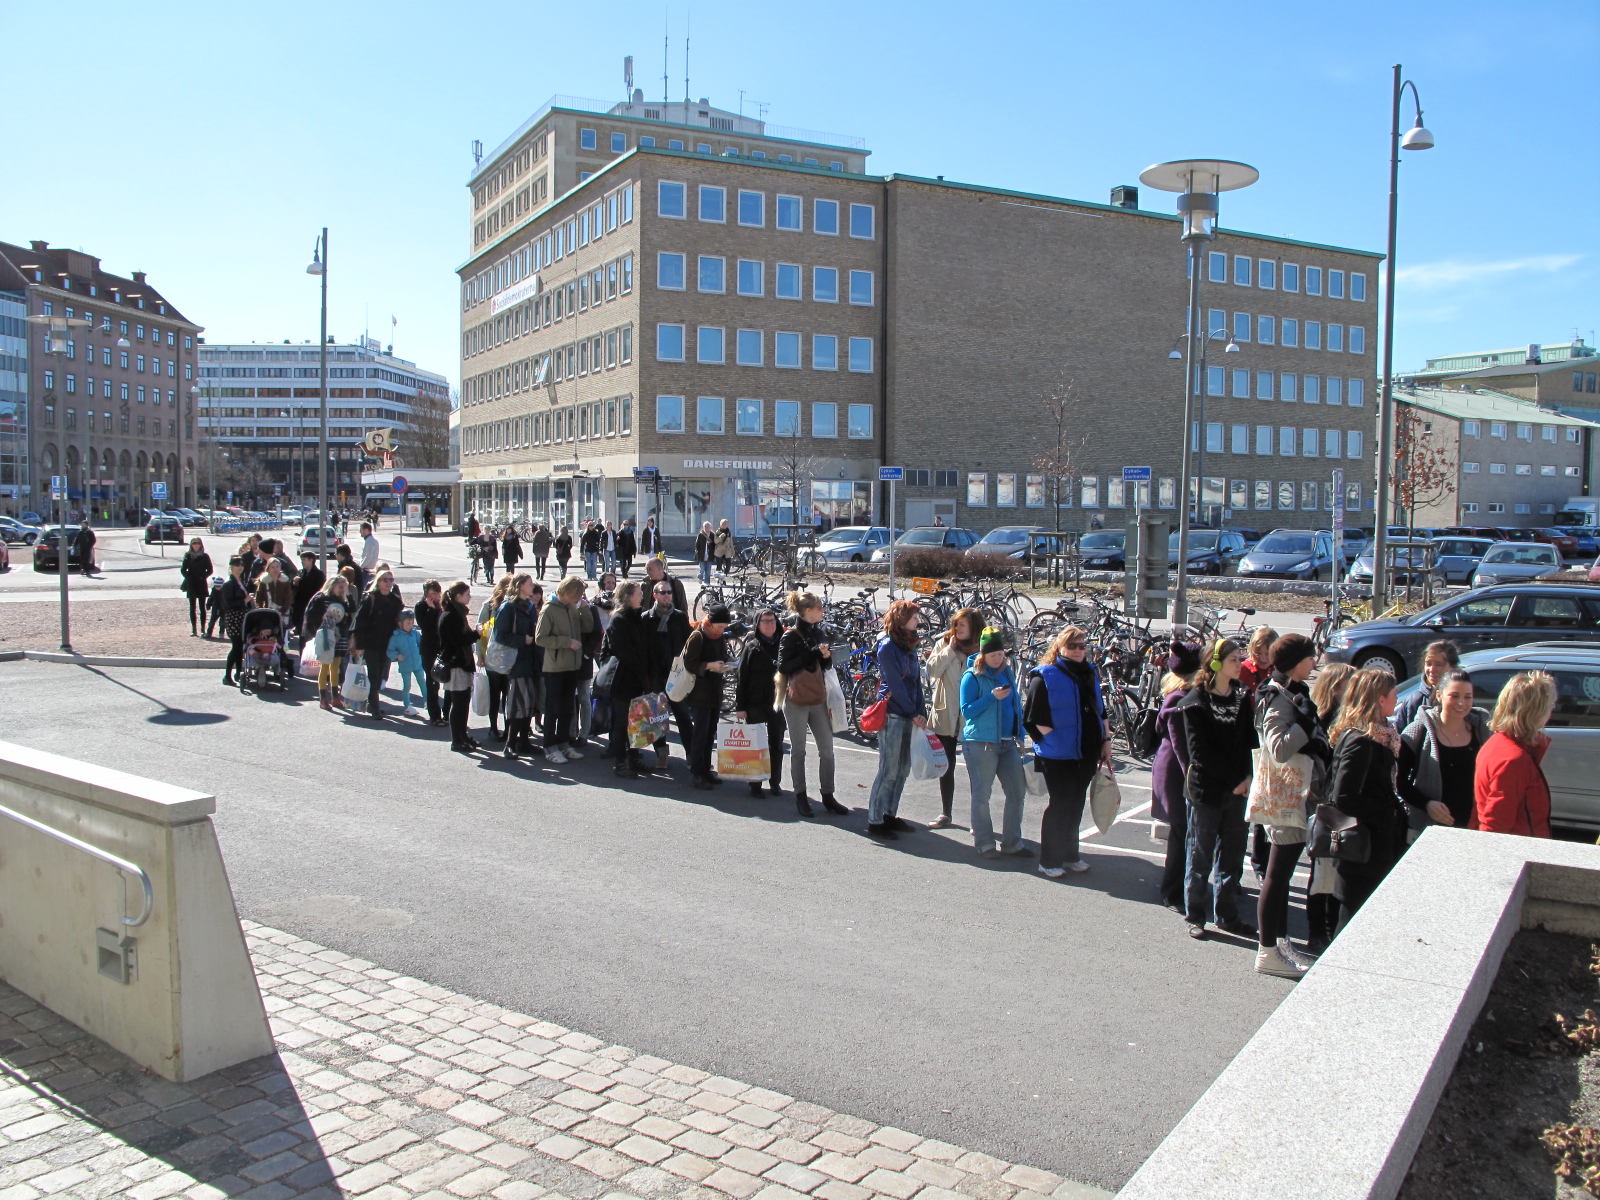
[1307,803,1371,864]
[484,638,518,675]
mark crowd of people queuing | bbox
[461,513,668,585]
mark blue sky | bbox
[6,0,1594,391]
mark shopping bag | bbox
[825,669,850,734]
[859,698,888,734]
[1245,748,1311,830]
[1023,750,1048,799]
[1089,765,1122,835]
[628,692,672,748]
[471,671,489,716]
[716,721,771,780]
[484,638,517,675]
[910,731,948,781]
[666,654,696,702]
[590,695,611,735]
[345,665,371,704]
[592,656,619,699]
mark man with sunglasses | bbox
[643,579,692,771]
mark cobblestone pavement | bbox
[0,924,1112,1200]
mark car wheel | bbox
[1353,648,1406,678]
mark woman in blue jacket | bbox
[867,599,928,840]
[960,627,1030,859]
[1022,626,1110,877]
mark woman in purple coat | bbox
[1154,642,1202,911]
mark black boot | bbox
[796,793,814,818]
[821,794,847,814]
[749,782,765,797]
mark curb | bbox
[0,650,223,669]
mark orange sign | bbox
[911,577,939,594]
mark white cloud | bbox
[1396,255,1582,289]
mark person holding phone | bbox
[960,627,1030,859]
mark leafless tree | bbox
[404,383,454,470]
[1394,404,1457,529]
[1031,377,1092,533]
[772,439,826,546]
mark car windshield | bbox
[979,529,1031,545]
[1170,532,1219,550]
[1080,532,1125,549]
[1483,546,1556,565]
[819,528,867,544]
[898,529,946,545]
[1256,535,1313,554]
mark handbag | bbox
[1308,803,1371,864]
[432,654,453,684]
[592,655,619,698]
[484,638,518,675]
[666,653,696,702]
[1245,749,1311,831]
[471,671,489,716]
[1089,766,1122,835]
[858,698,888,733]
[1023,750,1048,799]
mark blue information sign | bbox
[1121,466,1152,483]
[151,481,168,499]
[878,466,905,482]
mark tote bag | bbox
[628,692,672,748]
[1089,766,1122,835]
[344,665,371,704]
[716,722,771,780]
[484,638,518,676]
[1023,751,1048,799]
[471,671,489,716]
[910,731,948,781]
[666,654,696,702]
[825,670,850,733]
[1245,749,1311,830]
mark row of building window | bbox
[1205,255,1368,301]
[1066,476,1363,513]
[1198,423,1366,460]
[465,256,634,358]
[583,127,847,172]
[43,372,176,406]
[465,326,635,404]
[42,304,191,348]
[1574,372,1599,394]
[654,396,872,439]
[1461,420,1584,442]
[658,183,874,238]
[40,407,177,438]
[473,134,548,212]
[464,397,635,454]
[657,254,874,304]
[465,183,636,307]
[1208,311,1365,353]
[1205,369,1365,405]
[1460,502,1560,515]
[54,341,187,377]
[1461,462,1582,477]
[656,325,873,372]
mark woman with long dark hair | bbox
[438,581,481,752]
[866,600,927,839]
[735,608,787,797]
[1327,667,1407,927]
[604,581,650,778]
[219,556,251,687]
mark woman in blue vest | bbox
[1023,626,1110,876]
[960,626,1031,858]
[866,599,928,839]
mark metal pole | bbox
[317,228,329,584]
[887,477,896,601]
[57,480,71,652]
[1374,64,1403,614]
[1173,239,1204,626]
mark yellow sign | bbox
[911,577,939,594]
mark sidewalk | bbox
[0,925,1111,1200]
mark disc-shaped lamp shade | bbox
[1401,122,1435,151]
[306,260,325,275]
[1138,159,1260,194]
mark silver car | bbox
[804,526,899,566]
[1393,643,1600,830]
[1471,541,1564,587]
[1235,528,1336,581]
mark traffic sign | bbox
[392,475,408,495]
[632,466,659,478]
[878,466,905,482]
[50,475,66,500]
[1121,466,1152,483]
[151,481,168,499]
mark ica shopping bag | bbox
[345,665,371,704]
[716,721,771,780]
[1245,748,1311,831]
[910,731,948,781]
[1089,766,1122,835]
[824,669,850,734]
[628,691,672,748]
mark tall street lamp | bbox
[1169,327,1241,526]
[1372,66,1435,612]
[1140,159,1258,625]
[308,230,329,581]
[25,312,91,652]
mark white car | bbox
[298,525,344,555]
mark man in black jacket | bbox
[639,517,662,559]
[642,579,691,770]
[615,520,637,578]
[415,579,446,725]
[643,556,688,615]
[351,570,405,719]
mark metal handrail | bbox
[0,802,154,927]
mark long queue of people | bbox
[462,514,673,585]
[1151,629,1560,980]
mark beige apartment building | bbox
[456,95,1383,542]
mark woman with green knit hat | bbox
[959,626,1032,859]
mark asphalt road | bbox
[0,657,1305,1193]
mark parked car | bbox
[1078,530,1128,571]
[1235,528,1337,580]
[869,526,979,563]
[970,525,1050,562]
[1167,527,1246,575]
[1393,643,1600,830]
[1427,538,1498,585]
[1225,527,1266,551]
[1534,528,1581,558]
[1334,528,1370,567]
[298,525,344,555]
[1322,583,1600,678]
[32,527,88,572]
[805,526,900,565]
[1345,543,1437,587]
[0,515,41,545]
[144,515,185,544]
[19,511,43,525]
[1471,542,1564,588]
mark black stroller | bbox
[239,608,289,692]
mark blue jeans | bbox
[698,560,712,585]
[868,714,915,823]
[584,551,598,580]
[964,740,1028,851]
[1185,797,1248,926]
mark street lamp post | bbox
[1140,160,1258,625]
[25,313,91,651]
[308,230,329,581]
[1373,66,1435,613]
[1169,327,1242,527]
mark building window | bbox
[656,395,685,433]
[1491,422,1506,438]
[658,181,686,218]
[1233,256,1252,286]
[775,400,801,437]
[736,399,762,434]
[995,473,1017,507]
[1207,366,1225,396]
[1328,324,1344,353]
[1515,464,1532,475]
[967,472,988,506]
[1232,369,1250,398]
[1230,424,1249,454]
[812,335,838,371]
[1258,260,1276,290]
[610,131,626,153]
[776,194,802,231]
[812,267,839,302]
[657,252,685,290]
[1349,326,1365,354]
[1206,423,1224,452]
[1328,270,1345,299]
[776,263,802,300]
[775,332,801,368]
[1304,321,1322,350]
[1208,252,1226,282]
[1568,427,1581,442]
[1347,378,1364,406]
[657,324,686,361]
[1025,475,1046,508]
[699,185,726,222]
[1278,426,1295,456]
[1462,461,1481,474]
[1514,502,1532,514]
[697,326,725,364]
[1282,264,1300,293]
[1257,315,1274,345]
[698,255,726,293]
[1517,423,1533,440]
[580,128,597,150]
[1324,429,1342,458]
[736,329,763,366]
[1351,272,1367,301]
[1280,318,1298,348]
[813,402,838,438]
[1542,464,1557,475]
[737,259,764,296]
[697,396,724,434]
[1306,267,1323,296]
[814,199,840,235]
[848,270,874,306]
[737,190,764,227]
[1302,375,1319,405]
[1543,425,1558,441]
[848,337,874,373]
[1567,466,1583,477]
[1079,475,1098,508]
[1233,312,1251,342]
[848,404,873,439]
[849,204,875,239]
[621,327,633,362]
[1256,371,1274,400]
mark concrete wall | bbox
[0,739,271,1081]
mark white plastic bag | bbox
[825,669,849,733]
[345,665,371,704]
[716,721,771,780]
[910,730,948,781]
[1024,750,1048,799]
[1089,765,1122,834]
[666,653,695,702]
[471,671,489,716]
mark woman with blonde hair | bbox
[1327,667,1407,927]
[925,607,984,829]
[1472,671,1557,838]
[478,575,519,742]
[779,590,846,817]
[1154,642,1202,910]
[866,599,928,839]
[1023,626,1110,876]
[1311,662,1356,726]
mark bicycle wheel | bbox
[692,587,725,622]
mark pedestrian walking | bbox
[581,521,603,580]
[387,609,426,717]
[423,504,436,533]
[960,627,1030,859]
[352,568,404,719]
[779,590,845,816]
[304,576,353,710]
[478,576,518,741]
[639,517,662,559]
[734,608,787,798]
[866,600,928,839]
[1393,639,1461,731]
[925,608,983,829]
[1306,662,1356,948]
[554,525,573,577]
[219,556,250,687]
[1154,642,1202,910]
[713,519,735,577]
[616,520,636,578]
[1472,670,1557,838]
[535,576,594,764]
[603,520,618,573]
[1326,667,1407,927]
[415,580,446,725]
[604,581,652,778]
[438,581,481,752]
[1250,634,1329,978]
[681,606,733,789]
[1024,626,1109,876]
[466,513,481,539]
[531,523,553,579]
[502,525,523,575]
[74,522,97,574]
[694,521,714,586]
[1178,637,1259,939]
[360,522,379,574]
[643,556,689,615]
[1399,668,1487,837]
[181,538,213,636]
[643,578,692,770]
[494,574,543,759]
[291,550,325,638]
[478,528,499,583]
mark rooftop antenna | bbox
[624,55,634,101]
[738,89,745,118]
[662,12,669,104]
[471,139,483,167]
[684,11,690,103]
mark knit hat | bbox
[1270,633,1317,675]
[979,626,1006,654]
[707,605,733,625]
[1167,641,1202,676]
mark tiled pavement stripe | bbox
[0,922,1111,1200]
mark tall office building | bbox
[0,240,203,517]
[455,92,1381,541]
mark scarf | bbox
[892,628,920,651]
[652,601,673,632]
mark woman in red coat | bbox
[1472,671,1557,837]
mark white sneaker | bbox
[1038,865,1066,879]
[1255,945,1307,979]
[564,746,584,760]
[1278,938,1318,970]
[403,706,420,717]
[1064,860,1090,873]
[545,747,568,765]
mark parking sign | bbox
[151,482,168,500]
[50,475,66,500]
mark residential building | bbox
[0,240,203,518]
[455,92,1382,542]
[197,340,450,508]
[1393,385,1599,526]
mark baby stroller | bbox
[239,608,288,692]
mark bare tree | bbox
[1031,377,1092,533]
[1393,404,1457,528]
[772,438,826,547]
[403,382,455,470]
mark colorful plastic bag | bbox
[716,721,771,780]
[910,730,947,781]
[628,691,672,748]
